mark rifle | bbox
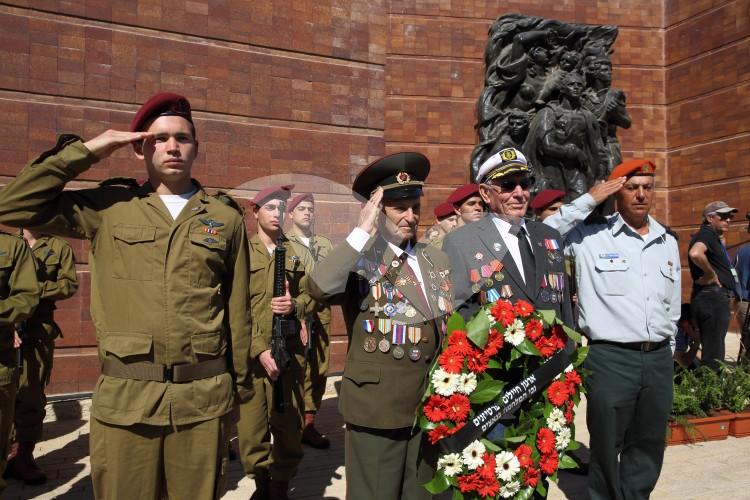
[271,234,292,413]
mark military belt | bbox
[101,357,227,383]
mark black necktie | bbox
[512,225,535,284]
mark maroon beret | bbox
[608,159,655,180]
[433,202,455,220]
[446,184,480,205]
[250,185,294,207]
[530,189,565,210]
[130,93,193,132]
[287,193,314,212]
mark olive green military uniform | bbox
[308,235,452,500]
[0,136,253,500]
[15,234,78,444]
[287,233,333,413]
[0,232,39,492]
[238,234,315,481]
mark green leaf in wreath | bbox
[509,348,522,363]
[446,312,466,336]
[516,339,541,356]
[536,479,548,496]
[469,379,504,403]
[516,486,535,500]
[562,324,582,343]
[467,310,490,348]
[538,309,556,325]
[571,345,589,367]
[566,440,582,451]
[502,435,527,443]
[451,489,464,500]
[482,439,502,451]
[418,414,439,430]
[488,358,502,369]
[558,454,579,469]
[423,473,451,494]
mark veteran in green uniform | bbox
[238,185,315,500]
[308,153,452,500]
[0,93,253,499]
[0,232,39,493]
[285,192,334,449]
[6,229,78,485]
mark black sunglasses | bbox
[715,212,734,220]
[488,177,534,192]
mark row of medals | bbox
[361,279,425,361]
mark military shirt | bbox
[564,213,681,343]
[28,234,79,323]
[286,232,333,326]
[248,234,315,359]
[0,137,253,426]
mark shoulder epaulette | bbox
[665,226,679,241]
[583,213,608,226]
[99,177,140,189]
[212,190,245,216]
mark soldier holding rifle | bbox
[238,185,315,500]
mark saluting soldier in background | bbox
[308,153,452,500]
[0,232,39,494]
[0,93,253,499]
[6,229,78,485]
[285,193,334,449]
[239,185,315,500]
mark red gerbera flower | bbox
[457,472,480,493]
[438,347,465,374]
[514,444,534,468]
[523,466,540,487]
[446,394,471,422]
[565,400,575,424]
[565,370,582,387]
[547,380,570,407]
[539,450,559,475]
[514,299,535,317]
[448,330,474,356]
[484,328,505,357]
[537,427,556,455]
[423,395,449,422]
[491,300,516,326]
[524,318,544,341]
[466,348,489,374]
[534,335,558,358]
[447,421,465,435]
[476,477,499,498]
[551,325,568,349]
[427,424,450,444]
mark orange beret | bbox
[608,159,656,180]
[130,92,193,132]
[287,193,314,212]
[250,185,294,207]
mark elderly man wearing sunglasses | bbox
[442,147,574,327]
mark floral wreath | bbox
[419,299,587,499]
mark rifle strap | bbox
[101,357,227,383]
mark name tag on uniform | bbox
[598,253,620,260]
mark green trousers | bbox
[585,343,673,500]
[345,424,436,500]
[14,327,55,443]
[90,415,229,500]
[303,321,330,412]
[0,361,17,494]
[238,352,306,481]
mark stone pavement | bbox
[5,332,750,499]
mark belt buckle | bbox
[164,365,174,382]
[641,341,653,352]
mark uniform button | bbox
[643,273,647,277]
[646,297,650,301]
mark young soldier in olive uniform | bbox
[238,185,315,500]
[307,153,453,500]
[0,93,253,499]
[6,230,78,484]
[286,193,334,449]
[0,232,39,493]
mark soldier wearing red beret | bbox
[446,183,485,228]
[530,189,566,221]
[0,93,253,499]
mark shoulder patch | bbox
[212,191,245,217]
[99,177,140,189]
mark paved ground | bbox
[5,332,749,499]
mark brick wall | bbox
[0,1,746,394]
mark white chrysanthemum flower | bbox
[546,408,567,432]
[504,319,526,346]
[456,372,478,395]
[499,480,521,498]
[555,426,572,451]
[461,441,486,470]
[437,453,463,477]
[431,368,459,397]
[494,451,521,482]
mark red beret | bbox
[433,202,455,220]
[608,159,656,180]
[130,92,193,132]
[446,184,480,205]
[287,193,314,212]
[530,189,565,210]
[250,185,294,207]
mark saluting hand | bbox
[259,350,280,381]
[83,129,153,160]
[270,280,294,316]
[357,187,383,236]
[589,176,626,204]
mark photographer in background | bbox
[733,211,750,363]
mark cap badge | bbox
[642,163,652,173]
[396,172,411,184]
[501,149,517,161]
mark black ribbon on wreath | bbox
[439,350,571,454]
